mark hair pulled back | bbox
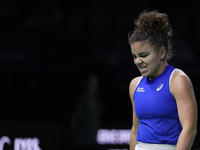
[128,10,173,60]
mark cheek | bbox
[145,56,155,64]
[145,55,160,67]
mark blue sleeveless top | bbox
[134,65,182,145]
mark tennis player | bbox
[128,10,197,150]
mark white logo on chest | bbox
[156,84,163,91]
[137,87,145,92]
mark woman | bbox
[128,10,197,150]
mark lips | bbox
[139,65,147,73]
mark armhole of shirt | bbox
[133,77,143,99]
[169,68,176,88]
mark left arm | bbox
[170,69,197,150]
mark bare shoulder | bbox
[130,76,143,90]
[172,68,187,77]
[170,68,194,97]
[171,69,192,85]
[129,76,143,100]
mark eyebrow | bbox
[132,51,149,56]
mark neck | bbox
[148,61,168,80]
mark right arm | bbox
[129,77,141,150]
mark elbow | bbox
[193,128,197,137]
[191,129,197,141]
[183,126,197,138]
[192,125,197,136]
[190,129,197,139]
[131,125,138,135]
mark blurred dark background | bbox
[0,0,199,149]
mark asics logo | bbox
[156,84,163,91]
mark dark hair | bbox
[128,10,173,60]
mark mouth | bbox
[138,65,147,73]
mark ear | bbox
[159,46,166,59]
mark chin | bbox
[141,73,149,77]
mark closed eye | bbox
[132,54,137,59]
[140,54,148,58]
[132,52,149,59]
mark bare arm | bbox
[129,77,141,150]
[170,69,197,150]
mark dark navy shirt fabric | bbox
[134,65,182,145]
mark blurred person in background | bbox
[70,74,103,150]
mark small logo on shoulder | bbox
[156,84,163,91]
[137,87,145,92]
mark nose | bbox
[134,57,142,65]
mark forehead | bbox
[130,41,155,54]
